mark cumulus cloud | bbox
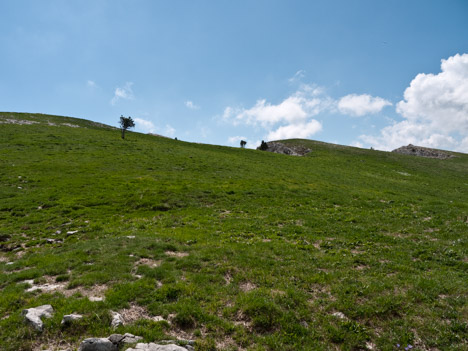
[185,100,200,110]
[224,85,330,126]
[267,120,322,140]
[134,118,176,137]
[135,118,155,133]
[222,85,328,141]
[338,94,392,116]
[111,82,134,105]
[358,53,468,152]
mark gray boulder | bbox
[61,313,83,325]
[108,333,143,344]
[78,338,117,351]
[22,304,54,331]
[127,343,189,351]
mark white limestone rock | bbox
[22,304,54,331]
[61,313,83,325]
[78,338,117,351]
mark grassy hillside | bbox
[0,112,467,351]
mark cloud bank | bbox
[359,53,468,151]
[224,84,331,141]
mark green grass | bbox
[0,112,467,350]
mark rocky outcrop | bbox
[257,142,311,156]
[78,338,117,351]
[78,335,194,351]
[126,343,192,351]
[392,144,454,159]
[78,334,144,351]
[22,304,54,331]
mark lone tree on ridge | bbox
[240,140,247,148]
[119,115,135,139]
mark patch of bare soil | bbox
[239,282,256,292]
[135,257,161,268]
[119,304,154,323]
[165,251,189,258]
[33,339,75,351]
[216,337,245,351]
[64,284,108,301]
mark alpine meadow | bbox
[0,112,467,351]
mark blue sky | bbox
[1,0,468,151]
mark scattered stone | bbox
[56,230,62,235]
[109,333,143,344]
[126,343,189,351]
[61,123,80,128]
[165,251,189,258]
[89,296,104,302]
[152,316,167,322]
[257,141,311,156]
[332,311,347,320]
[126,235,136,239]
[135,258,161,268]
[27,282,65,293]
[392,144,454,159]
[6,262,14,265]
[46,238,63,244]
[67,230,78,236]
[78,338,117,351]
[61,314,83,325]
[22,304,54,331]
[111,311,124,328]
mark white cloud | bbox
[164,124,176,137]
[396,53,468,133]
[359,53,468,152]
[267,120,322,140]
[223,84,331,127]
[185,100,200,110]
[288,70,306,83]
[111,82,134,105]
[135,118,155,133]
[338,94,392,116]
[87,80,96,87]
[134,118,176,138]
[222,84,328,142]
[228,136,247,144]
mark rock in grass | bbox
[78,338,117,351]
[22,304,54,331]
[110,311,124,328]
[126,343,189,351]
[61,313,83,325]
[108,333,143,344]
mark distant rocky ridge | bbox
[257,141,311,156]
[392,144,454,159]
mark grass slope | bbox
[0,112,467,351]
